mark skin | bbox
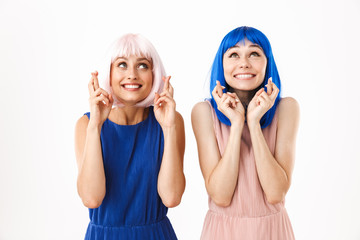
[192,39,300,206]
[74,55,185,209]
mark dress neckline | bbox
[106,106,153,127]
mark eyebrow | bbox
[248,44,263,51]
[137,57,151,62]
[228,44,263,51]
[116,57,151,62]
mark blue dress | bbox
[83,106,177,239]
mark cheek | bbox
[260,59,267,73]
[141,71,153,88]
[253,60,267,76]
[223,61,232,76]
[145,71,153,82]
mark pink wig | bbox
[99,33,166,107]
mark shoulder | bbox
[277,97,300,122]
[278,97,299,111]
[276,97,300,136]
[175,110,184,123]
[174,111,185,132]
[75,114,90,134]
[191,101,212,120]
[191,101,215,134]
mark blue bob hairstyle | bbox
[210,26,281,129]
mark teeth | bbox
[124,84,140,89]
[235,74,254,79]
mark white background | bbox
[1,0,360,239]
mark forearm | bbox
[158,125,185,208]
[77,123,106,207]
[249,123,289,204]
[206,122,243,207]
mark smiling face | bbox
[110,55,153,106]
[223,39,267,92]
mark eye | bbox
[118,62,127,68]
[229,52,239,58]
[138,63,149,69]
[250,52,260,57]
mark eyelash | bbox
[250,52,260,57]
[117,62,149,69]
[138,63,148,69]
[118,62,127,68]
[228,52,260,58]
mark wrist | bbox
[230,118,245,131]
[230,115,245,127]
[248,120,261,132]
[87,120,103,133]
[162,124,177,135]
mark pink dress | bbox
[201,101,295,240]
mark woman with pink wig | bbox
[74,34,185,239]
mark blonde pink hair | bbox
[99,33,166,107]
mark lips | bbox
[122,84,142,90]
[234,73,256,79]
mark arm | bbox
[191,81,246,207]
[247,81,300,204]
[157,111,186,208]
[74,71,113,208]
[154,76,185,208]
[191,102,244,207]
[75,116,106,208]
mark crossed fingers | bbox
[88,71,112,106]
[155,76,175,106]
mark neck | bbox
[109,106,150,125]
[230,87,259,109]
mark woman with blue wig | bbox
[74,33,185,239]
[192,26,299,239]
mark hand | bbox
[212,81,245,125]
[154,76,176,128]
[247,78,279,126]
[88,71,114,127]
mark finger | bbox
[222,94,235,108]
[270,82,279,100]
[88,77,95,94]
[212,85,222,104]
[227,92,240,102]
[162,76,171,91]
[255,88,265,96]
[229,97,237,108]
[154,92,160,104]
[93,71,100,90]
[259,91,271,102]
[257,96,265,106]
[154,92,160,110]
[226,93,238,107]
[93,88,109,98]
[216,81,224,98]
[108,94,114,105]
[266,77,273,95]
[168,82,174,97]
[159,91,172,99]
[94,95,110,106]
[101,97,110,106]
[155,95,175,106]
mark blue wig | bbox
[210,26,281,128]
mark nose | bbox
[127,67,137,80]
[239,57,250,69]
